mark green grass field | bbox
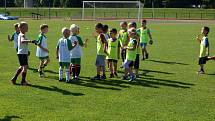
[0,19,215,121]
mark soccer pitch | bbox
[0,19,215,121]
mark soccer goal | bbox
[82,1,143,21]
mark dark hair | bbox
[120,21,127,26]
[142,19,147,23]
[110,28,117,34]
[129,22,137,28]
[204,26,210,34]
[95,23,103,29]
[102,24,109,32]
[40,24,48,30]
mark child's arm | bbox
[83,39,89,47]
[205,38,209,56]
[8,34,13,42]
[148,29,153,44]
[21,35,33,43]
[100,34,108,55]
[196,34,202,43]
[56,47,59,59]
[67,40,77,51]
[118,41,121,59]
[92,31,98,39]
[125,40,137,50]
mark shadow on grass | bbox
[147,59,189,65]
[141,69,174,75]
[30,85,84,96]
[28,67,58,74]
[0,116,21,121]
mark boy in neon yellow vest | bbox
[139,20,153,60]
[197,27,210,74]
[129,22,141,78]
[122,28,137,82]
[92,23,108,80]
[118,21,129,68]
[107,28,120,78]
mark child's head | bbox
[18,22,28,33]
[128,22,137,29]
[120,21,127,30]
[201,26,210,36]
[14,23,20,33]
[62,27,70,38]
[70,24,79,35]
[128,27,136,38]
[95,23,103,34]
[141,19,147,27]
[102,25,109,33]
[109,28,117,38]
[40,24,48,34]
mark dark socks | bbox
[21,72,27,82]
[13,68,22,79]
[72,66,76,77]
[77,65,81,77]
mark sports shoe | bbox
[197,70,205,75]
[21,80,31,86]
[91,75,101,80]
[129,75,135,82]
[11,77,17,85]
[101,75,106,80]
[109,74,114,78]
[142,57,145,61]
[122,75,129,80]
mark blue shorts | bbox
[140,42,147,48]
[95,55,106,67]
[123,59,134,69]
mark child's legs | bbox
[121,49,126,62]
[124,60,133,76]
[108,60,113,74]
[95,55,106,76]
[59,65,63,80]
[134,54,140,75]
[44,57,50,65]
[113,60,118,73]
[65,64,70,81]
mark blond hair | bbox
[70,24,79,34]
[18,21,28,29]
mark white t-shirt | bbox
[57,37,73,63]
[69,35,84,58]
[36,33,49,57]
[17,33,29,54]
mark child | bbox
[122,28,137,82]
[129,22,141,78]
[118,21,128,68]
[8,23,20,52]
[10,22,36,85]
[92,23,108,80]
[56,27,77,83]
[69,24,88,81]
[36,24,50,77]
[103,24,110,40]
[139,20,153,60]
[107,28,120,78]
[197,26,210,74]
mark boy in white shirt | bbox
[56,28,77,83]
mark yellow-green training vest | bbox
[107,38,118,60]
[140,27,150,43]
[118,29,128,47]
[97,34,106,56]
[126,38,137,61]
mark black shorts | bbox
[17,54,28,66]
[134,54,140,69]
[108,59,118,63]
[198,56,208,65]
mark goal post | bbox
[82,1,143,22]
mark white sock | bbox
[59,66,63,80]
[65,69,70,82]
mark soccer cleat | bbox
[109,74,114,78]
[142,57,145,61]
[101,75,106,80]
[197,71,205,75]
[129,75,135,82]
[122,76,129,80]
[91,75,101,80]
[21,80,31,86]
[145,53,149,59]
[11,77,17,85]
[59,79,63,82]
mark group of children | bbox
[92,20,153,82]
[9,21,87,85]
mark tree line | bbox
[0,0,215,8]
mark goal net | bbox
[82,1,143,21]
